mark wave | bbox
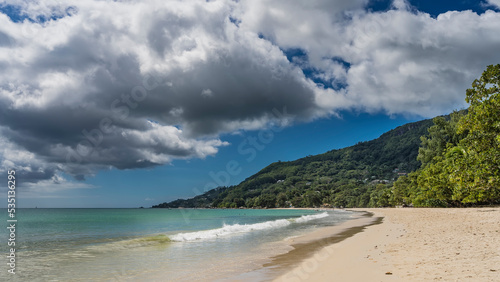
[169,212,329,242]
[292,212,329,223]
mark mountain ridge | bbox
[153,117,435,209]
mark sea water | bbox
[1,208,355,281]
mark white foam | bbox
[292,212,329,223]
[169,212,330,242]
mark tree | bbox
[276,192,288,207]
[233,198,245,207]
[392,111,465,207]
[259,194,277,208]
[303,191,322,207]
[417,111,466,167]
[414,160,453,207]
[451,64,500,203]
[391,172,418,206]
[245,198,255,208]
[369,184,391,207]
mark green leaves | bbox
[464,64,500,105]
[395,65,500,207]
[452,64,500,204]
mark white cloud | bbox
[0,134,59,182]
[391,0,411,11]
[486,0,500,9]
[341,9,500,116]
[0,0,319,183]
[121,121,229,163]
[0,0,499,186]
[237,1,500,116]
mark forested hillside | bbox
[153,117,434,208]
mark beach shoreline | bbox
[269,207,500,282]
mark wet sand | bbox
[265,212,381,274]
[272,208,500,281]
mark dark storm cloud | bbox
[0,0,319,184]
[1,0,499,187]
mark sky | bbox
[0,0,499,208]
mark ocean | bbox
[1,208,356,281]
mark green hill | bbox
[152,117,434,209]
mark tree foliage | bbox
[450,64,500,203]
[392,65,500,206]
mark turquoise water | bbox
[1,208,354,281]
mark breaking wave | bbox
[169,212,329,242]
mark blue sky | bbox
[0,0,499,208]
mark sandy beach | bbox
[273,208,500,282]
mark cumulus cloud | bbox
[342,9,500,115]
[485,0,500,9]
[0,0,336,184]
[237,0,500,116]
[0,135,58,184]
[0,0,499,185]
